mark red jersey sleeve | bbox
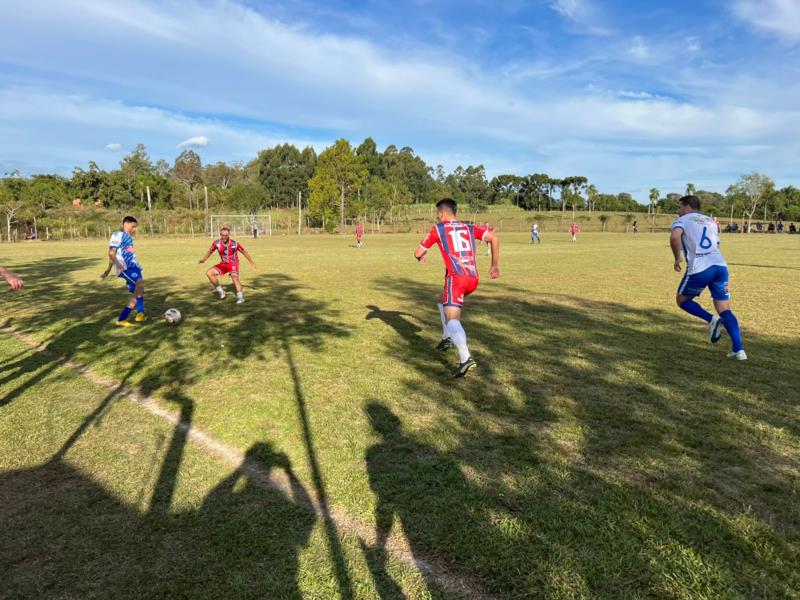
[236,242,245,253]
[209,241,218,253]
[472,224,488,242]
[419,226,438,249]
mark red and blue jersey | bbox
[420,220,488,278]
[211,239,244,264]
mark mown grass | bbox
[1,230,799,598]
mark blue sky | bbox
[1,0,800,198]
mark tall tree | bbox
[308,139,367,230]
[649,187,660,215]
[173,150,203,209]
[256,144,316,206]
[731,172,775,232]
[686,183,696,196]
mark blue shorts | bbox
[118,267,143,293]
[677,265,730,301]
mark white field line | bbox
[1,326,493,600]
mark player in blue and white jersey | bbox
[101,216,145,327]
[670,196,746,360]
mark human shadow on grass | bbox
[365,276,800,598]
[0,439,316,599]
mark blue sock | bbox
[719,310,743,352]
[118,306,133,322]
[136,297,144,313]
[679,300,713,323]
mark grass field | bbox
[1,231,799,599]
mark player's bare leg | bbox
[231,273,245,303]
[443,305,476,377]
[207,267,225,299]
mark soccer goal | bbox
[209,214,273,238]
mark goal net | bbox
[209,214,273,238]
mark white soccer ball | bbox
[164,308,182,324]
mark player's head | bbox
[220,225,230,240]
[435,198,457,221]
[122,216,138,234]
[678,195,701,216]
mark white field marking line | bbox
[1,326,494,600]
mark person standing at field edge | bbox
[0,265,23,290]
[356,222,364,248]
[570,222,580,242]
[671,195,746,360]
[101,215,145,327]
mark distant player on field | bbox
[414,198,500,377]
[101,215,144,327]
[198,225,257,304]
[570,221,580,242]
[0,265,23,291]
[531,222,541,244]
[632,220,638,235]
[671,195,746,360]
[356,222,364,248]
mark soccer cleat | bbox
[115,320,135,328]
[727,350,748,361]
[135,312,146,322]
[217,290,226,300]
[708,315,724,344]
[452,357,476,378]
[236,296,245,304]
[435,337,454,351]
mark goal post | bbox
[209,214,272,238]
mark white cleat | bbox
[709,315,724,344]
[217,290,226,300]
[727,350,747,360]
[236,296,245,304]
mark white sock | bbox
[215,285,224,293]
[446,319,471,363]
[437,304,448,338]
[236,291,244,298]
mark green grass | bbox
[1,231,799,598]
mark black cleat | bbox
[453,357,476,378]
[435,337,454,352]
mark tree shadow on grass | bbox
[1,268,356,598]
[0,439,316,599]
[365,277,800,598]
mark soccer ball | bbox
[164,308,182,324]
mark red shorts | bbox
[214,262,240,276]
[442,273,478,308]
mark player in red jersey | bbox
[355,222,364,248]
[414,198,500,377]
[198,225,257,304]
[570,222,581,242]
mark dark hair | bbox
[436,198,457,214]
[679,195,700,211]
[122,216,138,225]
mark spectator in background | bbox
[789,223,797,234]
[756,222,763,232]
[777,221,784,233]
[768,222,776,233]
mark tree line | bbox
[1,138,797,240]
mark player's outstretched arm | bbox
[669,229,683,272]
[241,249,257,269]
[0,266,24,291]
[414,246,428,263]
[198,247,214,264]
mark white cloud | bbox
[177,135,209,149]
[549,0,610,35]
[733,0,800,41]
[105,142,122,150]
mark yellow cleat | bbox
[135,312,146,322]
[115,320,136,328]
